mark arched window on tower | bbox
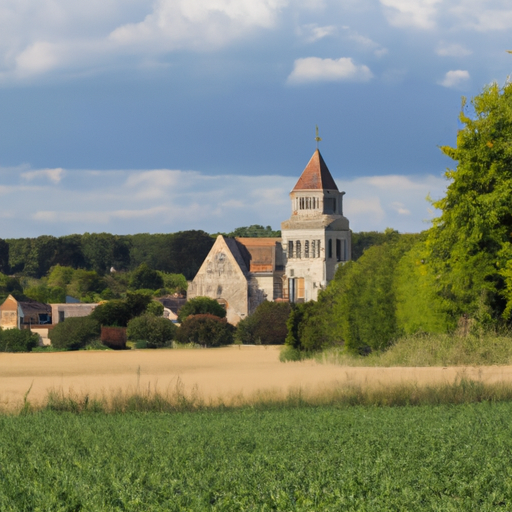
[288,241,294,259]
[296,241,302,259]
[305,240,309,258]
[328,239,333,259]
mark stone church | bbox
[187,148,351,324]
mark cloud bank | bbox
[0,167,446,238]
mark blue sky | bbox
[0,0,510,237]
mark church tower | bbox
[281,148,351,302]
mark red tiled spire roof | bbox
[292,149,338,191]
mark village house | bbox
[188,148,351,323]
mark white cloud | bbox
[342,27,388,56]
[438,69,470,88]
[436,42,472,57]
[21,168,65,183]
[0,166,446,237]
[287,57,373,84]
[109,0,288,51]
[298,24,337,43]
[380,0,442,29]
[449,2,512,31]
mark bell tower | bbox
[281,139,351,302]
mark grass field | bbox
[2,402,512,510]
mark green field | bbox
[2,402,512,510]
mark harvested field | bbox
[2,345,512,410]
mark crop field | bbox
[3,346,512,411]
[1,402,512,510]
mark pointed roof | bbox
[292,149,338,191]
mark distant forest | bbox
[0,225,395,280]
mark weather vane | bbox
[315,125,322,149]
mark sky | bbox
[0,0,511,238]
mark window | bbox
[311,240,315,258]
[288,241,294,259]
[328,239,332,258]
[317,240,321,257]
[336,239,341,261]
[305,240,309,258]
[296,241,302,259]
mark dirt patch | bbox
[2,346,512,410]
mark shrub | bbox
[178,297,226,323]
[127,314,177,348]
[90,291,153,327]
[145,301,164,317]
[0,328,39,352]
[176,314,234,347]
[236,301,291,345]
[49,317,101,350]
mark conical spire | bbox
[292,149,338,191]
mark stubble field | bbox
[2,345,512,410]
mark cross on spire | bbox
[315,125,322,149]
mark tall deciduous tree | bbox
[427,82,512,323]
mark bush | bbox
[0,328,39,352]
[236,301,291,345]
[90,291,153,327]
[49,317,101,350]
[146,301,164,317]
[127,314,177,348]
[178,297,226,323]
[176,314,234,347]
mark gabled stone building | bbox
[186,236,284,324]
[187,148,350,323]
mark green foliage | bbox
[221,225,281,238]
[351,228,403,261]
[145,300,164,316]
[0,328,39,352]
[127,314,177,348]
[46,265,75,288]
[90,291,153,327]
[5,230,213,280]
[0,273,23,302]
[0,238,8,274]
[236,301,291,345]
[5,404,512,508]
[66,269,106,302]
[158,272,188,294]
[178,296,226,322]
[129,263,164,291]
[426,82,512,325]
[24,284,66,304]
[176,314,234,347]
[48,317,101,350]
[395,240,453,334]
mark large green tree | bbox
[427,82,512,324]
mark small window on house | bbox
[305,240,309,258]
[296,241,302,259]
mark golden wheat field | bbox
[2,345,512,410]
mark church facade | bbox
[187,148,351,323]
